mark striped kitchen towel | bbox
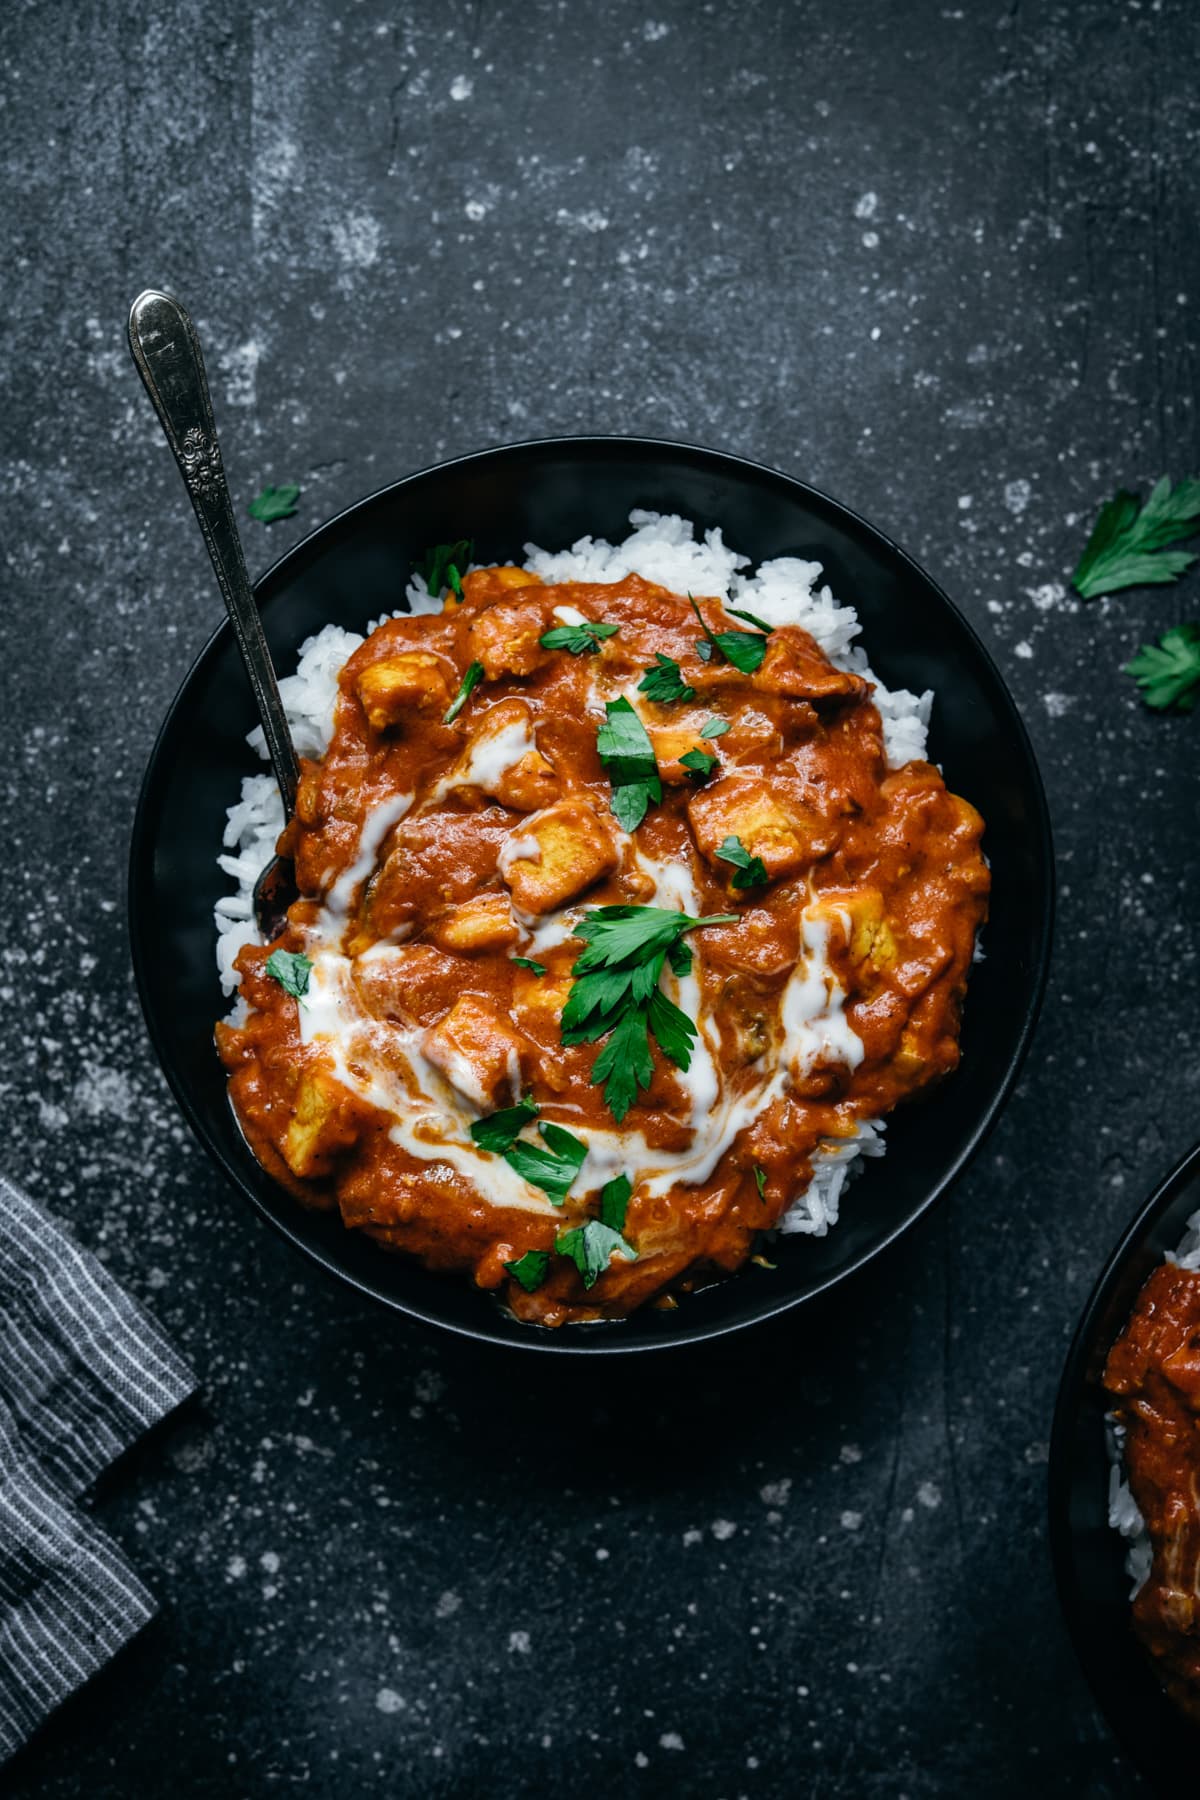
[0,1173,195,1761]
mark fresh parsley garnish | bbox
[700,717,730,739]
[504,1249,550,1293]
[727,605,775,634]
[443,660,485,724]
[596,696,662,832]
[511,956,547,975]
[264,949,313,998]
[470,1098,540,1153]
[560,906,736,1122]
[556,1218,637,1289]
[1073,478,1200,599]
[1125,623,1200,711]
[638,653,695,705]
[598,1173,632,1230]
[418,539,473,600]
[503,1121,588,1207]
[679,747,718,780]
[248,483,300,523]
[717,834,768,889]
[753,1164,767,1202]
[540,620,620,655]
[689,595,770,673]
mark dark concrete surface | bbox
[2,0,1198,1793]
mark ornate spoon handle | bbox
[128,289,299,819]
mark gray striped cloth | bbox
[0,1173,195,1760]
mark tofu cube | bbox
[468,598,551,679]
[283,1069,366,1179]
[499,800,619,915]
[429,893,519,953]
[421,995,528,1111]
[687,778,816,882]
[357,652,453,730]
[809,888,898,970]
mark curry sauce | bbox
[216,566,989,1325]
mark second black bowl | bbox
[129,435,1054,1352]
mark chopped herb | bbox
[1125,623,1200,711]
[470,1098,540,1154]
[1073,478,1200,600]
[727,605,775,634]
[504,1249,550,1292]
[540,619,620,655]
[700,717,731,739]
[504,1120,588,1206]
[511,956,547,975]
[688,595,771,674]
[679,747,719,780]
[560,905,736,1122]
[753,1164,768,1202]
[417,539,473,600]
[247,483,301,523]
[443,659,485,724]
[638,652,695,705]
[667,938,693,978]
[717,834,769,889]
[265,949,313,998]
[556,1219,637,1290]
[596,696,662,832]
[598,1173,633,1231]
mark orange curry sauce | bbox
[216,567,989,1326]
[1105,1262,1200,1716]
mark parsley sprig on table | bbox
[689,595,771,674]
[560,905,736,1123]
[540,619,619,655]
[1072,478,1200,599]
[596,697,662,832]
[417,539,473,601]
[1125,624,1200,712]
[248,483,301,523]
[638,652,695,705]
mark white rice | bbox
[215,510,936,1236]
[1106,1203,1200,1594]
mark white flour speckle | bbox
[917,1480,942,1510]
[1004,478,1032,516]
[375,1688,405,1715]
[1042,691,1076,718]
[711,1518,737,1541]
[854,191,878,219]
[508,1630,532,1654]
[449,74,474,100]
[659,1730,685,1751]
[1014,640,1033,659]
[330,208,381,269]
[840,1510,863,1531]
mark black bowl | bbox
[1049,1138,1200,1791]
[129,435,1053,1352]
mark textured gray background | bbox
[3,0,1198,1793]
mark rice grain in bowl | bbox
[129,437,1052,1350]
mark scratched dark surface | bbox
[2,0,1198,1794]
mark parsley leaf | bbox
[505,1249,550,1292]
[504,1121,588,1206]
[596,696,662,832]
[679,747,718,780]
[1125,623,1200,711]
[689,595,770,674]
[265,949,313,998]
[1073,478,1200,599]
[717,834,769,889]
[470,1098,540,1153]
[540,620,620,654]
[248,483,301,523]
[560,906,736,1122]
[511,956,547,975]
[753,1164,767,1202]
[417,539,473,599]
[599,1173,632,1230]
[638,653,696,705]
[556,1219,637,1289]
[443,660,485,724]
[727,605,775,634]
[700,717,730,739]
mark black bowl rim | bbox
[1048,1134,1200,1771]
[128,431,1055,1354]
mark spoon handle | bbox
[127,289,300,819]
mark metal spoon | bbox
[128,289,300,939]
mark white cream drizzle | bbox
[426,713,537,805]
[552,604,588,626]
